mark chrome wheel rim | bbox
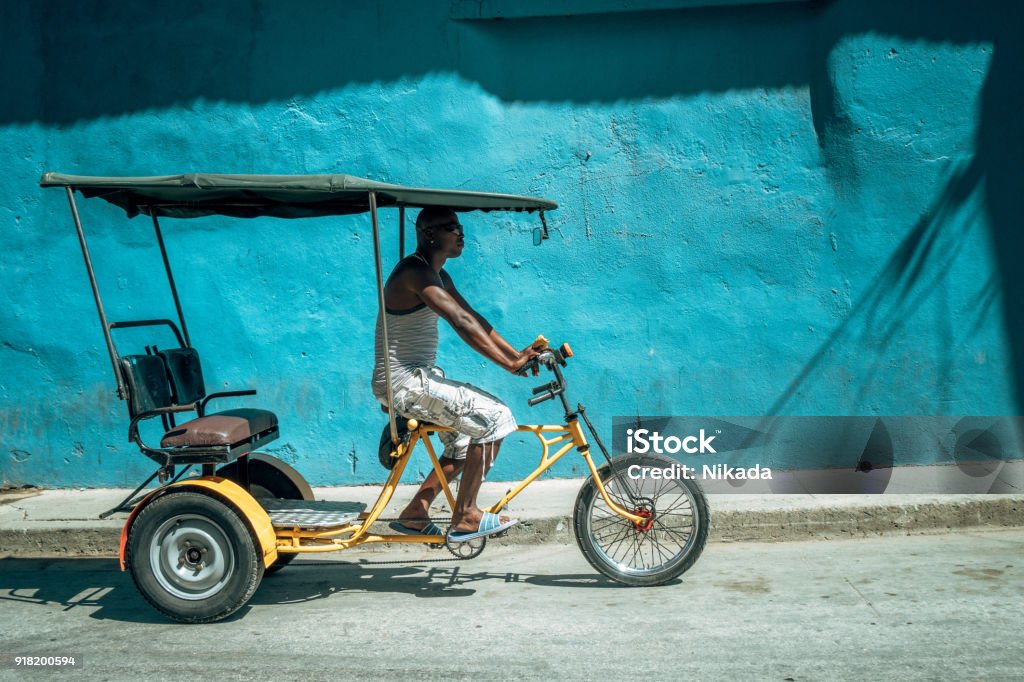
[585,469,698,577]
[149,513,235,600]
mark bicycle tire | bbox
[573,453,710,586]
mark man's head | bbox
[416,207,465,257]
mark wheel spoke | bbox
[604,523,636,562]
[594,524,629,547]
[659,492,694,517]
[579,458,708,583]
[601,479,638,510]
[638,524,680,566]
[590,514,630,534]
[607,461,645,504]
[643,527,675,565]
[651,472,670,503]
[593,473,696,569]
[652,518,693,546]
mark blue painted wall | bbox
[2,0,1021,487]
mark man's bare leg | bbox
[450,439,510,532]
[397,457,464,530]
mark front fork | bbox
[570,406,647,525]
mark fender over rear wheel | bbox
[217,453,312,575]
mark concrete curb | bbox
[1,485,1021,557]
[709,497,1024,542]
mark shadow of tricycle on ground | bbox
[0,557,169,625]
[254,554,654,606]
[0,554,652,625]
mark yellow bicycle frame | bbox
[272,417,645,554]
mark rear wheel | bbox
[217,453,312,575]
[573,453,709,586]
[126,491,263,623]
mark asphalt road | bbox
[0,530,1021,681]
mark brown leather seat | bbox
[160,408,277,448]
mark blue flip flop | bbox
[389,520,445,537]
[447,512,518,543]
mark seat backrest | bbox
[159,347,207,405]
[120,355,173,418]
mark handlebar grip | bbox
[528,392,553,407]
[532,382,554,395]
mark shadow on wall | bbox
[791,1,1024,413]
[976,37,1024,414]
[767,157,988,416]
[4,0,1020,410]
[7,0,1007,120]
[3,0,824,123]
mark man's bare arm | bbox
[440,271,522,363]
[410,266,532,373]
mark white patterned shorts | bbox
[384,366,518,461]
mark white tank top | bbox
[371,254,441,400]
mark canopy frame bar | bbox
[66,187,126,399]
[399,207,406,260]
[370,191,399,444]
[151,213,192,349]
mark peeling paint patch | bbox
[10,449,32,463]
[2,341,39,357]
[347,444,358,475]
[267,443,299,463]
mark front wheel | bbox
[573,453,710,586]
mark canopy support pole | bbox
[370,192,399,444]
[66,187,126,399]
[399,207,406,260]
[151,214,192,348]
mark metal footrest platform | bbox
[260,498,367,528]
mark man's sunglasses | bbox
[432,221,464,235]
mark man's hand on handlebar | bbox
[511,340,573,406]
[511,344,541,376]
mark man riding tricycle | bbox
[40,172,710,623]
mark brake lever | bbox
[517,353,548,377]
[516,361,538,377]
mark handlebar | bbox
[519,341,574,408]
[527,390,555,407]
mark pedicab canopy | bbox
[39,172,558,219]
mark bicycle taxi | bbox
[40,172,709,622]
